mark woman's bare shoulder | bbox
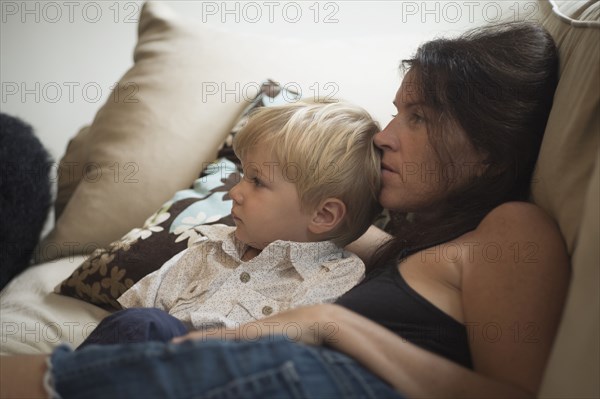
[467,201,566,249]
[456,201,571,281]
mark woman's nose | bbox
[374,121,396,151]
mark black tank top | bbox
[335,239,473,369]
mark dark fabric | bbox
[335,236,473,369]
[0,113,53,290]
[77,308,188,350]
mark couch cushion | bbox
[541,150,599,398]
[0,255,109,355]
[534,1,600,397]
[531,0,600,254]
[53,126,91,221]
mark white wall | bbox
[1,0,542,160]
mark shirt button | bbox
[262,306,273,316]
[240,272,250,283]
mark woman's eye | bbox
[252,177,263,187]
[411,113,425,124]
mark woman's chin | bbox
[379,191,403,212]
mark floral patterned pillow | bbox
[54,80,301,310]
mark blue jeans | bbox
[49,336,403,399]
[78,308,188,349]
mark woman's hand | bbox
[172,304,340,346]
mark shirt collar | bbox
[195,224,345,280]
[262,240,344,280]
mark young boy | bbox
[80,102,381,346]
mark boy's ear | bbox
[308,198,346,235]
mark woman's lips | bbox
[381,161,400,182]
[381,162,395,173]
[231,210,241,223]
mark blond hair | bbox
[233,102,382,247]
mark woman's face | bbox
[374,70,484,212]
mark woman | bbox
[0,22,569,399]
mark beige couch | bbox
[533,2,599,397]
[0,1,598,397]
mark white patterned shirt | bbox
[118,225,364,329]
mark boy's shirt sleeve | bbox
[287,251,365,309]
[117,248,190,310]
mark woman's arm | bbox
[458,202,570,395]
[344,225,392,262]
[175,303,534,398]
[321,304,536,398]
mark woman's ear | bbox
[308,198,346,235]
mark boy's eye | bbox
[252,177,263,187]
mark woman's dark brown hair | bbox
[369,22,559,270]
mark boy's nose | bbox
[229,182,242,204]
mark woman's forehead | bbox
[396,71,423,106]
